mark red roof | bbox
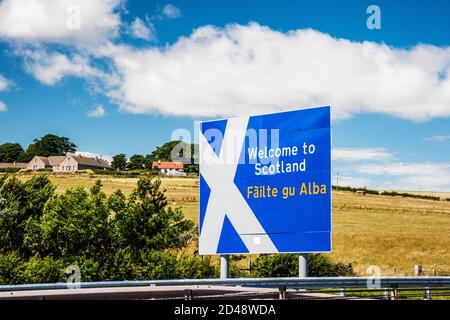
[152,161,184,169]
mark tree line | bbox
[0,134,76,163]
[111,140,199,174]
[0,134,199,174]
[332,185,446,201]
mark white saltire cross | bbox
[199,116,278,254]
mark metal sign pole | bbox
[220,255,230,279]
[299,253,308,278]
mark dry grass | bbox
[13,173,450,276]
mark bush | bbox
[20,256,65,284]
[333,185,379,195]
[64,256,100,283]
[140,250,180,280]
[100,248,145,281]
[177,255,217,279]
[380,190,440,201]
[252,253,355,277]
[0,252,25,284]
[308,254,355,277]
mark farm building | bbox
[152,161,186,176]
[0,162,28,170]
[53,155,110,172]
[27,156,65,171]
[27,155,110,172]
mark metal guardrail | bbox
[1,276,450,292]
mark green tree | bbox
[111,154,127,171]
[25,134,77,159]
[127,154,146,170]
[0,143,25,162]
[0,175,55,256]
[146,141,199,174]
[113,177,195,251]
[147,141,180,162]
[24,181,110,259]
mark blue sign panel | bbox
[199,106,331,255]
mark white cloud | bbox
[0,75,9,91]
[19,49,108,86]
[128,18,156,41]
[103,23,450,120]
[87,105,106,117]
[162,4,181,19]
[333,147,393,161]
[0,101,6,112]
[0,0,122,44]
[74,151,112,164]
[355,162,450,191]
[423,135,450,142]
[3,19,450,122]
[0,75,8,112]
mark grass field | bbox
[13,173,450,276]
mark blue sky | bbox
[0,0,450,191]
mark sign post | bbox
[299,253,308,277]
[199,106,332,273]
[220,255,230,279]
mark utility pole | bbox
[336,171,339,189]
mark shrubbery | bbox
[332,185,379,195]
[0,175,216,284]
[333,185,444,201]
[379,190,440,201]
[251,254,355,277]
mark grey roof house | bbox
[27,155,110,172]
[53,155,110,172]
[27,156,66,171]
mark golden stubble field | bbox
[16,174,450,276]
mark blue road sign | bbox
[199,106,331,255]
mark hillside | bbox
[13,174,450,276]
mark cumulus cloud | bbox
[0,75,8,112]
[355,162,450,191]
[87,105,106,117]
[127,17,156,41]
[0,101,6,112]
[162,4,181,19]
[3,16,450,121]
[332,147,450,191]
[0,0,122,44]
[333,147,393,161]
[103,23,450,120]
[0,74,9,91]
[19,49,110,86]
[423,135,450,142]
